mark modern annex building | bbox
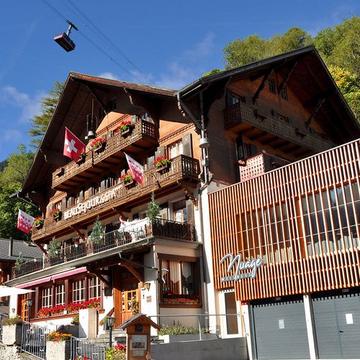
[6,46,360,359]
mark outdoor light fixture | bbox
[106,316,116,348]
[26,298,33,322]
[53,20,78,52]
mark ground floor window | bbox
[41,287,52,308]
[89,276,101,299]
[72,278,85,302]
[159,256,201,306]
[55,283,65,305]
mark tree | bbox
[29,81,64,149]
[0,145,36,240]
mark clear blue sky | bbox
[0,0,359,162]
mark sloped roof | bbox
[0,239,42,261]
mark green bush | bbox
[158,324,199,336]
[2,316,23,325]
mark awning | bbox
[0,286,34,297]
[16,267,88,289]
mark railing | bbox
[12,259,44,278]
[52,119,158,189]
[33,155,199,241]
[224,102,334,151]
[21,322,46,359]
[69,336,106,360]
[14,219,196,278]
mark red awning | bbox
[16,267,88,288]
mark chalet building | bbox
[5,45,360,358]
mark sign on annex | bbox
[220,253,263,282]
[64,185,122,220]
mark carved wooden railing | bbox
[14,219,196,278]
[224,102,334,152]
[33,155,199,241]
[52,120,158,190]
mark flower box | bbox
[51,209,62,222]
[154,156,172,174]
[46,339,70,360]
[2,323,22,345]
[76,152,86,164]
[121,127,133,137]
[34,217,44,229]
[89,137,106,153]
[119,119,134,137]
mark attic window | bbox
[268,79,276,94]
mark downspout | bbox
[177,90,211,326]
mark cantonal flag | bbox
[125,153,144,185]
[63,127,86,161]
[17,209,35,234]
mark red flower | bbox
[89,137,106,150]
[154,156,171,169]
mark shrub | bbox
[2,316,23,325]
[158,324,199,336]
[47,331,72,341]
[105,344,126,360]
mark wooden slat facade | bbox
[209,139,360,302]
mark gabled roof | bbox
[0,239,42,261]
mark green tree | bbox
[29,81,64,148]
[0,145,35,240]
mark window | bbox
[72,278,85,303]
[41,287,52,308]
[168,140,183,159]
[160,257,200,306]
[89,276,101,299]
[55,284,65,305]
[172,200,187,223]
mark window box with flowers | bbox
[51,209,62,222]
[34,216,44,230]
[89,137,106,153]
[75,152,86,165]
[119,119,134,137]
[154,156,172,174]
[120,171,135,189]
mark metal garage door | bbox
[252,299,309,359]
[313,292,360,359]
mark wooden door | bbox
[121,289,139,323]
[21,297,28,321]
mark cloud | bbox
[182,33,215,62]
[0,86,43,123]
[97,72,119,80]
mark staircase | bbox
[94,328,127,345]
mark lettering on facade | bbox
[220,253,263,282]
[64,185,122,220]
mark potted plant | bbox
[119,118,134,137]
[89,137,106,153]
[146,192,160,223]
[76,151,86,164]
[89,217,105,249]
[15,253,25,272]
[1,316,23,345]
[48,238,62,259]
[46,331,71,360]
[154,155,172,173]
[120,171,134,188]
[34,216,44,229]
[51,208,62,221]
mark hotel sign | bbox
[220,253,263,282]
[64,185,122,220]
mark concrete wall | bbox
[151,337,248,360]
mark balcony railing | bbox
[33,155,199,241]
[13,219,196,279]
[52,119,158,191]
[224,102,334,152]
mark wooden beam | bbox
[252,68,274,104]
[87,268,111,287]
[277,61,298,94]
[305,97,326,127]
[118,259,144,282]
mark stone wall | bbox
[151,337,248,360]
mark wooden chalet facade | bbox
[6,46,360,359]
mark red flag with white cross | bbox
[17,209,35,234]
[63,127,86,161]
[125,153,144,185]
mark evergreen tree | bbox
[89,217,105,244]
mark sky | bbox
[0,0,359,162]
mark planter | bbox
[121,126,133,137]
[46,340,70,360]
[94,142,106,154]
[35,222,44,230]
[2,324,22,345]
[53,211,62,222]
[156,164,171,174]
[76,153,86,164]
[124,180,135,189]
[159,333,218,343]
[79,308,97,339]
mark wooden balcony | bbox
[14,219,196,279]
[33,155,200,241]
[224,103,334,153]
[52,120,158,191]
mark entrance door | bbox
[121,289,139,323]
[21,297,29,321]
[313,293,360,359]
[251,298,309,359]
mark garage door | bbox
[252,299,309,359]
[313,293,360,359]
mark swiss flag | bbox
[125,153,144,185]
[17,210,34,234]
[63,127,86,161]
